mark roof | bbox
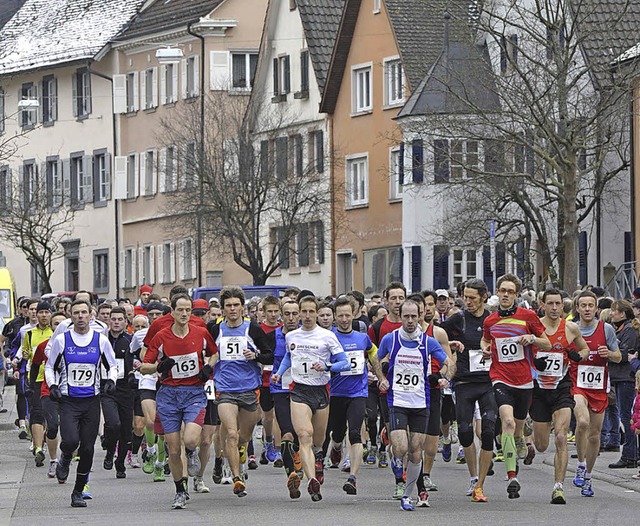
[297,0,346,95]
[0,0,145,76]
[0,0,26,29]
[115,0,224,41]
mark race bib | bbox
[68,363,96,387]
[341,350,365,376]
[442,386,453,395]
[204,379,216,400]
[393,367,423,393]
[576,365,605,389]
[292,355,323,380]
[496,337,525,363]
[101,358,125,380]
[469,349,491,372]
[281,369,293,390]
[536,352,563,377]
[263,365,273,372]
[219,336,248,361]
[171,352,199,379]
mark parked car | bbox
[0,267,17,324]
[192,285,295,303]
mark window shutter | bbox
[579,231,588,286]
[433,244,449,290]
[298,224,309,267]
[276,137,288,179]
[316,131,324,173]
[273,58,279,96]
[295,134,303,176]
[149,245,156,285]
[71,73,78,117]
[133,153,140,197]
[139,153,147,196]
[193,55,200,96]
[160,65,167,105]
[284,55,291,93]
[316,222,325,264]
[85,71,92,115]
[37,81,42,123]
[151,150,158,194]
[398,142,405,184]
[132,72,139,111]
[484,139,505,174]
[190,241,196,280]
[178,240,185,280]
[82,155,93,202]
[277,227,289,269]
[113,155,127,199]
[152,67,158,107]
[62,158,71,205]
[157,244,164,284]
[104,153,112,200]
[113,74,127,113]
[411,138,424,183]
[51,78,58,121]
[510,34,518,65]
[172,65,178,102]
[159,148,166,192]
[411,245,422,293]
[140,70,147,109]
[260,140,269,176]
[169,242,176,282]
[210,51,230,90]
[138,247,144,286]
[500,36,507,73]
[119,250,126,288]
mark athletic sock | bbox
[265,435,273,444]
[74,471,89,493]
[502,433,517,474]
[157,437,166,463]
[404,461,421,497]
[131,433,143,455]
[247,439,254,456]
[144,427,155,447]
[281,440,295,475]
[585,472,592,480]
[577,461,587,469]
[554,482,563,489]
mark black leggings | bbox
[455,382,498,451]
[59,395,100,488]
[101,386,134,471]
[441,393,456,425]
[15,374,27,420]
[28,382,44,425]
[327,396,367,445]
[42,396,60,440]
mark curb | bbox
[0,452,27,524]
[541,456,640,492]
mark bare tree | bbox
[158,91,337,285]
[402,0,639,289]
[0,173,75,294]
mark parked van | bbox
[192,285,295,303]
[0,267,17,324]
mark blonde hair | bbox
[636,370,640,391]
[599,308,612,323]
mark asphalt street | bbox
[1,385,639,526]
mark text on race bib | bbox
[576,365,605,389]
[292,355,323,379]
[341,350,366,376]
[204,379,216,400]
[496,337,525,363]
[469,348,491,372]
[219,336,248,361]
[536,352,563,377]
[171,352,199,379]
[393,367,423,393]
[68,363,96,387]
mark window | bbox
[124,247,135,288]
[275,137,288,180]
[346,155,368,207]
[20,82,37,128]
[452,249,477,286]
[272,55,290,100]
[142,149,157,196]
[206,271,223,287]
[158,241,175,284]
[73,68,91,118]
[93,250,109,293]
[161,145,177,192]
[271,227,290,269]
[352,64,372,113]
[373,0,381,13]
[179,238,195,281]
[411,138,424,183]
[30,259,44,296]
[308,130,324,173]
[231,52,258,89]
[161,63,177,104]
[22,160,37,206]
[293,223,309,268]
[291,134,303,177]
[363,246,402,295]
[126,153,138,199]
[70,153,92,206]
[0,165,11,212]
[42,75,57,125]
[389,146,403,200]
[142,68,158,109]
[93,150,110,203]
[45,157,62,208]
[0,87,4,133]
[141,244,155,285]
[500,34,518,73]
[184,55,199,99]
[384,58,404,106]
[450,140,479,180]
[126,72,138,112]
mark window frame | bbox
[230,51,258,90]
[20,82,37,129]
[93,249,109,293]
[74,67,92,119]
[345,153,369,208]
[389,146,403,201]
[383,56,404,107]
[41,75,57,126]
[351,62,373,115]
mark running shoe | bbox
[128,452,141,469]
[423,475,438,491]
[18,426,28,440]
[378,450,388,468]
[260,450,269,465]
[340,455,351,473]
[273,451,284,468]
[186,449,201,477]
[172,491,188,509]
[287,472,301,499]
[164,462,171,476]
[307,477,322,501]
[507,477,521,499]
[329,446,342,468]
[153,462,166,482]
[362,445,369,462]
[48,460,58,478]
[56,455,71,483]
[248,455,258,470]
[212,457,223,484]
[487,460,495,476]
[393,481,406,499]
[442,441,452,462]
[400,495,415,511]
[71,490,87,508]
[391,455,404,478]
[343,475,357,495]
[315,456,325,485]
[581,479,594,497]
[81,483,92,499]
[143,449,157,474]
[472,485,488,502]
[494,449,504,462]
[366,445,378,465]
[466,478,479,496]
[194,476,210,493]
[221,463,233,485]
[523,444,536,465]
[515,437,527,460]
[551,486,566,504]
[566,432,576,444]
[116,470,126,479]
[233,477,247,497]
[417,491,430,507]
[451,423,459,444]
[456,448,466,464]
[34,448,45,467]
[103,450,115,470]
[573,465,586,488]
[265,441,277,463]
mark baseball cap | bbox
[192,299,209,312]
[435,289,449,298]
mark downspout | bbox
[329,114,336,295]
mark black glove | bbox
[103,379,116,395]
[381,362,389,375]
[428,372,442,388]
[156,357,176,375]
[533,356,549,371]
[567,350,583,363]
[49,384,62,401]
[198,364,213,383]
[127,373,139,390]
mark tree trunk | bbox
[562,170,580,291]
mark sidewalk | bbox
[0,385,27,525]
